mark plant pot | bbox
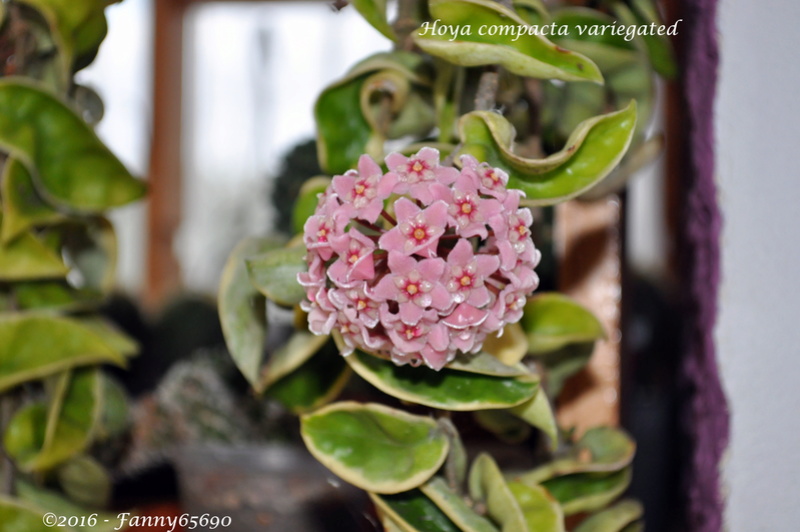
[174,443,375,531]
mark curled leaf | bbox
[414,0,602,83]
[0,80,145,211]
[457,101,637,205]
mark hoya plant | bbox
[0,0,142,527]
[220,0,674,530]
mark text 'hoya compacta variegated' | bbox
[298,148,540,370]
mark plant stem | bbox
[474,70,500,111]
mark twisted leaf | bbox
[0,80,145,211]
[414,0,602,83]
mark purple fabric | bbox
[679,1,728,531]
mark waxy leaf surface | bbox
[301,402,449,494]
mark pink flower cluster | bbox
[299,148,540,370]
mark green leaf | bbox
[266,344,350,414]
[57,454,112,509]
[17,0,110,82]
[507,481,565,532]
[12,281,99,312]
[4,368,101,472]
[351,0,396,40]
[629,0,677,79]
[0,495,62,532]
[292,177,331,236]
[445,350,528,376]
[0,80,145,211]
[246,244,307,307]
[515,427,635,484]
[437,418,468,491]
[574,499,644,532]
[520,293,605,354]
[473,409,531,444]
[218,236,283,392]
[16,480,118,532]
[370,490,462,532]
[420,477,499,532]
[262,330,331,390]
[513,0,550,25]
[315,52,426,174]
[510,388,558,449]
[469,453,528,531]
[548,8,638,73]
[1,157,64,243]
[95,373,129,440]
[346,350,539,411]
[0,222,68,281]
[75,317,137,358]
[579,134,663,200]
[301,401,449,494]
[0,314,127,393]
[61,217,118,293]
[537,342,595,399]
[542,468,631,516]
[414,0,602,83]
[457,101,637,205]
[480,322,528,366]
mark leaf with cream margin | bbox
[246,244,307,307]
[0,495,71,532]
[316,52,426,174]
[0,314,126,393]
[542,467,632,516]
[0,219,68,281]
[1,157,64,244]
[420,477,499,532]
[301,402,449,494]
[218,236,284,392]
[574,499,644,532]
[520,293,605,354]
[514,427,636,485]
[266,343,350,414]
[18,0,111,83]
[414,0,602,83]
[370,490,463,532]
[351,0,396,40]
[507,481,565,532]
[548,8,639,73]
[346,350,538,411]
[291,176,331,236]
[481,322,528,366]
[457,101,637,205]
[0,80,145,211]
[629,0,677,79]
[4,369,101,472]
[470,453,523,530]
[509,388,559,449]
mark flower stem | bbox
[381,209,397,226]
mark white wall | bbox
[716,1,800,530]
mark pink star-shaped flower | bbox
[378,198,448,257]
[386,148,458,203]
[327,228,377,286]
[331,155,396,223]
[443,238,499,308]
[372,252,450,324]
